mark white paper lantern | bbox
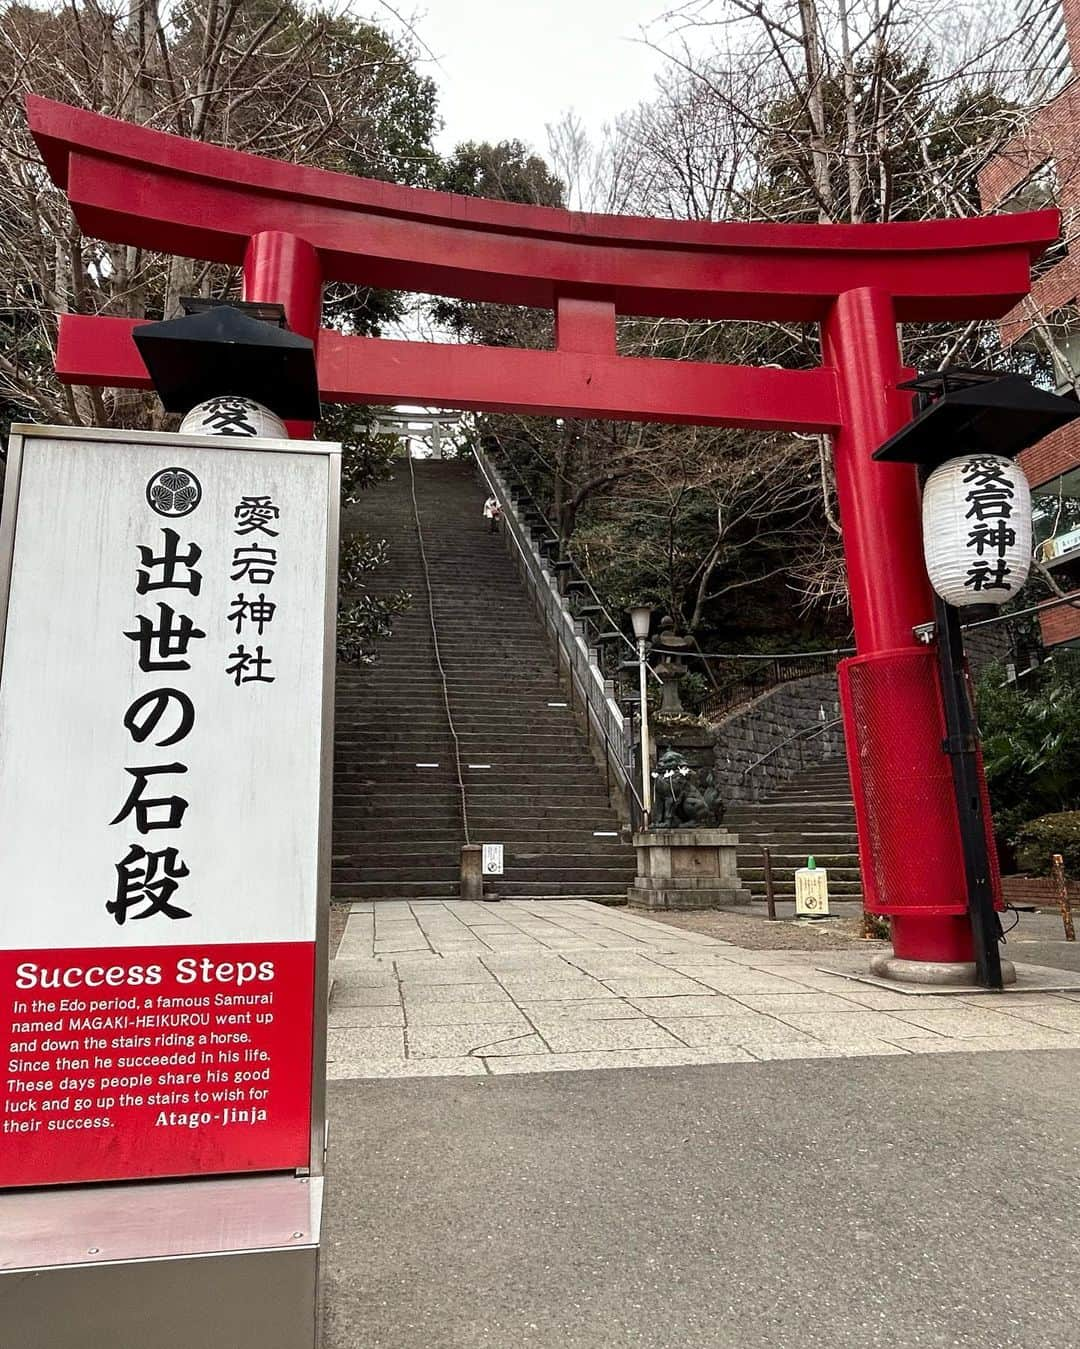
[180,395,286,439]
[922,453,1032,607]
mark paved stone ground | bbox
[328,901,1080,1078]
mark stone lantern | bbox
[653,616,693,716]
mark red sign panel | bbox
[1,943,313,1186]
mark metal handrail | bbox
[484,448,662,684]
[486,452,629,641]
[473,444,644,824]
[406,451,471,844]
[742,716,842,778]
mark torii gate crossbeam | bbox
[26,93,1058,971]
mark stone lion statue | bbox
[651,748,724,829]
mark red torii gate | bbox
[26,93,1058,970]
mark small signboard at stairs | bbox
[795,856,830,918]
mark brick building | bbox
[978,0,1080,650]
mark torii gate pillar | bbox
[243,231,322,438]
[824,287,981,962]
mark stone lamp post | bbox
[628,604,654,825]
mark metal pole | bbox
[626,707,642,833]
[1052,853,1076,942]
[638,636,652,825]
[933,596,1003,988]
[763,846,777,920]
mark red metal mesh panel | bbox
[840,650,968,916]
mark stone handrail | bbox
[472,445,640,822]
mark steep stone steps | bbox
[333,458,635,901]
[333,880,631,899]
[727,762,862,903]
[336,829,621,843]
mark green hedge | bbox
[976,656,1080,864]
[1015,813,1080,877]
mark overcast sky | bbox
[409,0,679,156]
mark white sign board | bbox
[794,866,830,917]
[0,426,339,1189]
[482,843,504,875]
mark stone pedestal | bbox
[460,844,483,901]
[628,829,750,911]
[870,952,1017,987]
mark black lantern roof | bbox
[872,369,1080,466]
[133,300,320,420]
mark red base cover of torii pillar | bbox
[24,93,1058,967]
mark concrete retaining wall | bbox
[654,672,845,808]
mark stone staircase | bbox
[332,458,636,901]
[725,762,863,903]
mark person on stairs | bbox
[483,495,502,533]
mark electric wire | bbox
[475,452,1080,667]
[679,647,854,660]
[406,451,471,847]
[961,591,1080,628]
[614,588,1080,660]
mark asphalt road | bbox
[324,1050,1080,1349]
